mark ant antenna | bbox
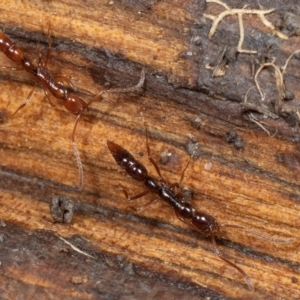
[11,83,37,117]
[72,70,145,189]
[141,113,166,184]
[178,144,199,187]
[211,235,254,291]
[219,223,295,243]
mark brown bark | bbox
[0,0,300,299]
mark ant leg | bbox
[123,187,150,201]
[168,156,194,201]
[55,75,77,91]
[44,89,56,107]
[169,182,180,191]
[168,184,192,202]
[211,235,254,292]
[1,66,24,71]
[11,82,37,117]
[175,209,191,225]
[128,198,159,212]
[122,187,158,212]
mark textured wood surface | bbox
[0,0,300,299]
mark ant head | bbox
[192,212,219,236]
[64,94,87,115]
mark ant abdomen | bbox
[107,140,148,181]
[0,31,24,63]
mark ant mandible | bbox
[107,122,294,291]
[0,29,145,189]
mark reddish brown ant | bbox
[107,124,294,291]
[0,29,145,189]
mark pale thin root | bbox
[204,1,285,57]
[257,13,288,40]
[208,8,275,39]
[249,113,276,137]
[242,87,279,119]
[244,86,256,103]
[237,13,256,54]
[254,62,285,101]
[203,13,215,21]
[282,49,300,75]
[57,235,95,259]
[212,46,227,77]
[259,120,278,137]
[254,64,266,101]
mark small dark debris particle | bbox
[181,187,193,202]
[279,12,300,37]
[103,82,111,88]
[138,151,144,157]
[233,138,245,150]
[190,117,202,130]
[291,276,298,284]
[50,196,74,224]
[185,138,201,159]
[284,90,294,101]
[225,131,237,142]
[257,44,274,64]
[193,36,202,46]
[225,46,238,62]
[159,149,171,165]
[225,131,245,150]
[280,111,298,127]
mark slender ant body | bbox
[0,30,144,189]
[0,30,86,113]
[107,125,294,291]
